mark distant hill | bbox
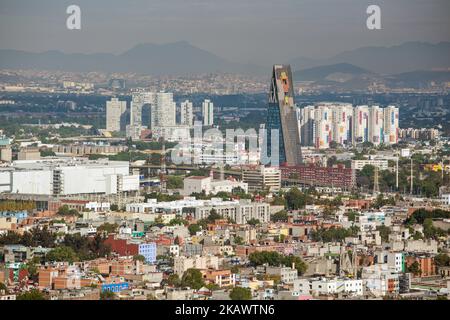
[1,41,449,76]
[0,41,264,75]
[385,70,450,87]
[289,42,450,74]
[293,63,373,82]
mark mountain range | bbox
[0,41,449,76]
[289,41,450,75]
[0,41,261,76]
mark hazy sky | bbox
[0,0,449,65]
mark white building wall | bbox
[120,175,139,192]
[12,171,52,195]
[0,171,11,192]
[369,106,384,145]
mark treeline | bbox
[0,200,35,212]
[248,251,307,275]
[405,209,450,239]
[0,228,111,262]
[310,226,359,242]
[405,208,450,225]
[0,227,56,247]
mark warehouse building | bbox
[0,158,139,196]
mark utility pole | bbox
[410,158,413,195]
[396,156,399,191]
[159,143,167,193]
[373,166,379,194]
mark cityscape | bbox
[0,0,450,306]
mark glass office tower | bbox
[265,65,302,166]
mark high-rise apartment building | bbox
[353,105,370,144]
[369,106,384,145]
[298,105,316,146]
[297,104,399,149]
[106,98,127,132]
[130,91,155,127]
[383,106,399,144]
[332,104,353,146]
[180,100,194,127]
[152,92,176,129]
[314,104,333,149]
[202,99,214,126]
[266,65,302,166]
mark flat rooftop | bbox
[1,158,130,171]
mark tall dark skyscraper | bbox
[266,65,302,166]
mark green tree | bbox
[181,268,205,290]
[271,210,288,222]
[133,254,146,262]
[61,207,80,216]
[46,246,78,263]
[206,209,222,223]
[23,261,38,280]
[347,211,358,222]
[376,225,391,242]
[234,236,244,245]
[407,261,421,276]
[247,218,260,226]
[100,290,116,300]
[434,253,450,267]
[169,217,187,226]
[0,282,8,294]
[17,289,47,300]
[206,283,220,291]
[248,251,307,275]
[40,150,56,157]
[285,188,309,210]
[188,224,201,236]
[272,196,286,206]
[167,176,184,189]
[229,287,252,300]
[310,227,358,242]
[167,274,181,287]
[230,265,240,274]
[97,223,118,234]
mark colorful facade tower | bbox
[266,65,302,166]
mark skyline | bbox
[0,0,449,66]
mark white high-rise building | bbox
[332,103,353,146]
[298,105,315,146]
[369,106,384,145]
[202,99,214,126]
[353,105,370,144]
[130,91,155,127]
[152,92,176,129]
[314,104,333,149]
[180,100,194,127]
[383,106,399,144]
[106,98,127,132]
[297,104,399,149]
